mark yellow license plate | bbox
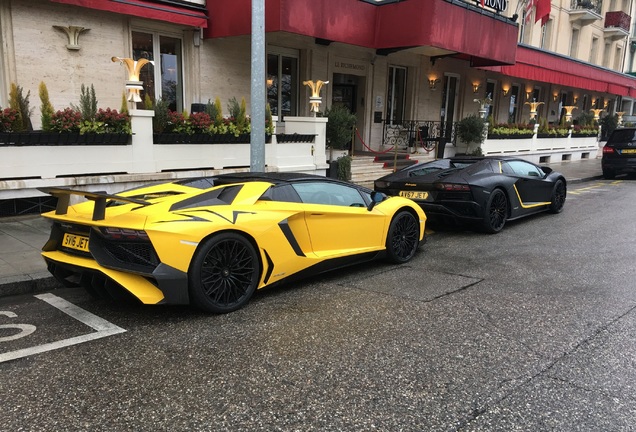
[399,191,429,200]
[62,233,90,252]
[620,149,636,154]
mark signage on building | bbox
[334,60,366,75]
[477,0,509,12]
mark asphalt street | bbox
[1,163,635,431]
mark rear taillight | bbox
[99,227,149,241]
[603,146,616,154]
[435,183,470,191]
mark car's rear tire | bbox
[548,179,566,214]
[189,233,260,314]
[482,189,508,234]
[602,168,616,180]
[386,210,420,263]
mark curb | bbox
[0,273,59,299]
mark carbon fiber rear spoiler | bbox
[38,187,150,221]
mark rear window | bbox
[608,129,636,145]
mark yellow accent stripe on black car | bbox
[512,185,551,209]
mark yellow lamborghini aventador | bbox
[39,172,426,313]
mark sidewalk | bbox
[0,158,604,299]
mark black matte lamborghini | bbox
[374,156,566,233]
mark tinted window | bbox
[292,182,367,207]
[608,129,636,145]
[504,161,543,178]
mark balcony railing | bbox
[604,10,630,39]
[570,0,602,15]
[605,11,631,32]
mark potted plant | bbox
[456,114,486,154]
[325,104,356,160]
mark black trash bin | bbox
[436,137,447,159]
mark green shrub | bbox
[9,83,33,131]
[76,84,97,121]
[325,105,356,150]
[337,155,352,181]
[39,82,54,131]
[153,98,170,133]
[456,115,486,147]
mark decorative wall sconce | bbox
[303,79,329,115]
[553,93,559,102]
[428,78,441,90]
[53,25,90,51]
[526,91,532,100]
[112,56,151,102]
[502,87,510,97]
[472,83,481,93]
[573,96,579,105]
[604,100,610,109]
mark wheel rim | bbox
[391,213,419,260]
[200,239,255,307]
[554,182,566,210]
[489,192,507,230]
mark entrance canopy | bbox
[482,45,636,97]
[50,0,208,28]
[206,0,518,66]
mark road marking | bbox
[0,293,126,363]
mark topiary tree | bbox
[9,83,33,131]
[39,81,54,131]
[456,114,486,155]
[325,104,357,150]
[75,84,97,121]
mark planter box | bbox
[153,133,257,144]
[275,133,315,143]
[487,133,534,139]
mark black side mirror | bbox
[368,191,386,211]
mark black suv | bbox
[602,127,636,179]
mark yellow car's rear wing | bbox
[39,187,150,221]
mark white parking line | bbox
[0,293,126,363]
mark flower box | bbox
[276,133,316,143]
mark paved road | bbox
[1,179,635,431]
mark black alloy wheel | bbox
[189,233,260,313]
[482,189,508,233]
[548,179,566,214]
[386,210,420,263]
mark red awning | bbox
[50,0,208,28]
[482,46,636,97]
[206,0,518,66]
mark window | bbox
[132,31,183,111]
[267,49,299,118]
[614,46,623,71]
[504,161,544,178]
[570,28,580,57]
[486,80,496,117]
[603,42,612,67]
[590,37,599,64]
[292,182,368,207]
[508,84,520,123]
[387,66,407,125]
[540,19,552,49]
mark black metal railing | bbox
[382,120,456,149]
[570,0,602,14]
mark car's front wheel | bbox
[189,233,260,313]
[548,179,566,214]
[482,189,508,233]
[386,210,420,263]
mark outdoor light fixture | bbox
[553,93,558,102]
[472,83,481,93]
[526,91,532,100]
[428,78,441,90]
[573,96,579,104]
[502,87,510,97]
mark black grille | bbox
[0,196,58,217]
[102,241,158,267]
[90,233,160,275]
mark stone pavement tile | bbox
[0,250,47,277]
[0,232,34,253]
[0,219,50,249]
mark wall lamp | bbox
[573,96,579,105]
[472,83,481,93]
[553,93,559,102]
[428,78,441,90]
[502,87,510,97]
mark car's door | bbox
[291,182,386,257]
[501,160,553,208]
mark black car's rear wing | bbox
[38,187,150,221]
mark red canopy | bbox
[483,46,636,97]
[50,0,208,28]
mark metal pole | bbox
[250,0,266,172]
